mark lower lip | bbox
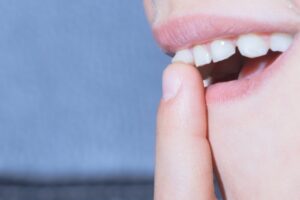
[205,35,299,104]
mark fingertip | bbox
[165,63,204,82]
[158,62,207,135]
[161,64,183,101]
[162,63,204,102]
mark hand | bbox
[154,41,300,199]
[154,63,216,200]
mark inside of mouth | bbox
[199,50,281,86]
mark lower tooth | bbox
[203,77,213,87]
[237,34,269,58]
[239,52,278,80]
[238,57,268,80]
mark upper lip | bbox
[153,14,299,53]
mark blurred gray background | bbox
[0,0,170,184]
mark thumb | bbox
[154,63,216,200]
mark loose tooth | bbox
[270,33,293,52]
[237,34,269,58]
[192,45,212,67]
[203,77,213,87]
[172,49,194,64]
[210,40,236,63]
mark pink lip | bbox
[205,36,298,104]
[153,14,297,53]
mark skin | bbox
[144,0,300,199]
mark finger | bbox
[154,63,216,200]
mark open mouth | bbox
[171,33,293,87]
[153,15,298,103]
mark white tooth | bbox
[237,34,269,58]
[192,45,212,67]
[210,40,236,63]
[203,77,213,87]
[270,33,293,52]
[172,49,194,64]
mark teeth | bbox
[172,49,194,65]
[192,45,212,67]
[237,34,269,58]
[210,40,236,62]
[270,33,293,52]
[203,77,213,87]
[171,32,294,74]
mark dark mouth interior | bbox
[198,50,281,86]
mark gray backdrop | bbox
[0,0,169,182]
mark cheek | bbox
[293,0,300,7]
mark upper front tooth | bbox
[270,33,293,52]
[192,45,212,67]
[210,40,236,63]
[237,34,269,58]
[172,49,194,65]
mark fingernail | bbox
[162,67,182,101]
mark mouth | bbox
[153,15,298,103]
